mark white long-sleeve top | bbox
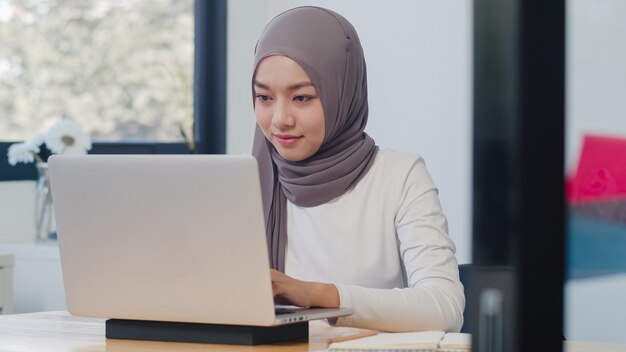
[285,149,465,332]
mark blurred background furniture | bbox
[0,252,14,314]
[0,242,65,313]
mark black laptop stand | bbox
[105,319,309,345]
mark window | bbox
[1,0,193,142]
[0,0,226,180]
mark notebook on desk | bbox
[328,331,471,352]
[48,155,352,328]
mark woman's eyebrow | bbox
[287,81,314,90]
[253,80,269,89]
[253,80,314,91]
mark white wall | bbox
[565,0,626,173]
[0,181,36,243]
[566,274,626,344]
[226,0,270,155]
[227,0,473,264]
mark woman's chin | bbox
[274,147,315,162]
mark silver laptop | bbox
[48,154,352,326]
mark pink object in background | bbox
[567,134,626,204]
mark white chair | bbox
[0,252,14,314]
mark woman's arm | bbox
[334,161,465,332]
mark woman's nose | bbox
[272,100,295,129]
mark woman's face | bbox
[254,56,325,162]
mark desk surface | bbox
[0,311,370,351]
[2,311,626,352]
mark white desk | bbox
[1,312,626,352]
[0,311,370,352]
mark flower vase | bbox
[35,162,54,241]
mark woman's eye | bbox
[256,95,270,102]
[294,95,312,103]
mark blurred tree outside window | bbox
[0,0,194,143]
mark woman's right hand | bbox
[270,269,340,308]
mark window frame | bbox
[0,0,226,181]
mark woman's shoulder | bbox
[370,148,435,189]
[373,148,426,171]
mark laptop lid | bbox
[49,154,348,326]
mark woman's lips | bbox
[274,134,302,146]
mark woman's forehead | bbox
[254,56,314,87]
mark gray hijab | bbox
[252,6,378,272]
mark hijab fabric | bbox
[252,7,378,271]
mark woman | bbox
[252,6,464,332]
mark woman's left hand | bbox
[270,269,340,308]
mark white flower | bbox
[44,119,92,155]
[28,133,45,149]
[7,141,40,166]
[6,119,92,167]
